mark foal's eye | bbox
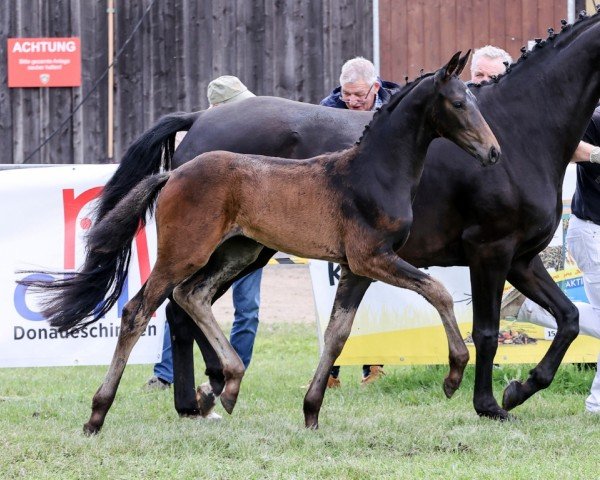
[452,101,463,109]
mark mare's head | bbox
[430,51,501,166]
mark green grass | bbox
[1,323,599,479]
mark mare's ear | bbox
[455,49,471,76]
[435,51,461,84]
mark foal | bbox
[28,52,500,433]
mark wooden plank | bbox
[423,0,441,73]
[406,0,425,78]
[378,0,392,80]
[537,0,555,38]
[504,0,523,60]
[389,0,408,82]
[489,0,506,51]
[439,0,457,65]
[456,0,473,75]
[0,2,13,163]
[522,0,539,44]
[114,1,146,160]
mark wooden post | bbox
[107,0,115,160]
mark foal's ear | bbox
[455,49,471,76]
[436,51,462,83]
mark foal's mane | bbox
[355,72,434,146]
[472,8,600,89]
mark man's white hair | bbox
[339,56,378,86]
[471,45,513,75]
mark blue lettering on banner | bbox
[14,273,131,321]
[13,273,53,320]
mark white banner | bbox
[309,165,600,365]
[0,165,165,367]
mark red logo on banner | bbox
[7,37,81,87]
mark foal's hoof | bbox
[443,376,461,399]
[219,390,238,415]
[502,380,524,411]
[196,382,218,417]
[83,422,101,436]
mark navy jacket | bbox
[320,79,401,109]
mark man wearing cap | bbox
[147,77,261,409]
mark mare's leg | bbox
[168,300,221,416]
[172,238,268,415]
[303,266,372,428]
[350,251,470,399]
[84,273,176,434]
[502,255,579,410]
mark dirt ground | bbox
[212,264,317,325]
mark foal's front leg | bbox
[85,281,172,435]
[348,249,470,398]
[303,267,372,428]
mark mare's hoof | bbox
[196,382,218,416]
[476,406,510,421]
[83,422,101,436]
[502,380,524,411]
[443,376,461,399]
[305,419,319,430]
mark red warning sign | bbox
[7,37,81,87]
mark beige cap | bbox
[207,75,255,106]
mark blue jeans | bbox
[153,268,263,383]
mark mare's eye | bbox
[452,101,463,109]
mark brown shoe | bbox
[361,366,386,385]
[327,375,341,388]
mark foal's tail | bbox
[96,111,199,222]
[19,173,171,333]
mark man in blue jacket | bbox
[320,56,400,112]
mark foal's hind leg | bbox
[172,239,266,415]
[502,256,579,411]
[84,273,176,435]
[170,243,276,417]
[349,250,470,398]
[304,266,372,428]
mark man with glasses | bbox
[320,56,400,112]
[319,57,400,387]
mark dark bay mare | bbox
[22,53,501,433]
[73,10,600,423]
[159,11,600,422]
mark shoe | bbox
[500,288,526,319]
[144,376,171,390]
[302,375,341,389]
[361,366,386,384]
[327,375,341,388]
[202,410,223,420]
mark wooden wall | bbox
[379,0,577,81]
[0,0,373,165]
[1,0,592,165]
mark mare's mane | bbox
[472,8,600,89]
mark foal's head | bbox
[430,51,501,166]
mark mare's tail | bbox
[96,111,199,222]
[18,173,171,333]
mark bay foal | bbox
[27,52,500,432]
